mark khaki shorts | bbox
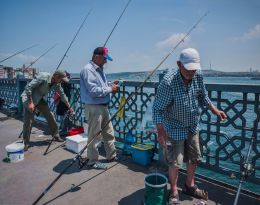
[164,133,202,169]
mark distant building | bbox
[0,64,36,79]
[0,65,5,78]
[0,65,14,78]
[16,64,36,78]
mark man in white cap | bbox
[21,70,74,151]
[153,48,226,204]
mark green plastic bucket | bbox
[144,173,168,205]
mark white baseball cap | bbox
[180,48,201,70]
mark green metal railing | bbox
[0,77,259,189]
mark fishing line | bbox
[103,0,132,47]
[55,9,92,71]
[0,44,38,63]
[23,44,58,71]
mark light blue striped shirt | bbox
[152,69,212,140]
[80,61,112,105]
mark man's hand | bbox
[28,102,35,113]
[65,101,75,115]
[209,104,227,121]
[69,107,75,115]
[216,110,227,121]
[113,80,119,84]
[156,124,168,148]
[112,80,124,86]
[111,84,119,93]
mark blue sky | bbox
[1,0,260,73]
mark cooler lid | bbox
[66,134,88,143]
[131,143,153,151]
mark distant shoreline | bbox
[70,69,260,80]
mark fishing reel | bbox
[64,109,75,121]
[240,152,254,180]
[240,157,254,180]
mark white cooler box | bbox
[66,134,88,153]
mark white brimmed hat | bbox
[180,48,201,70]
[53,70,70,82]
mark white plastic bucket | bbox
[5,141,25,163]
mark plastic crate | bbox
[131,143,154,166]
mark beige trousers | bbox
[84,104,116,162]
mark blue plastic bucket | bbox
[144,173,168,205]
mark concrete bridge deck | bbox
[0,112,259,205]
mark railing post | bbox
[158,70,167,165]
[16,76,26,116]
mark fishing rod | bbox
[32,12,208,205]
[43,101,77,155]
[0,44,38,63]
[44,0,131,154]
[55,9,92,71]
[233,108,259,205]
[23,44,58,71]
[17,44,58,140]
[42,9,92,153]
[103,0,132,47]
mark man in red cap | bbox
[80,47,119,169]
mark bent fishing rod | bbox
[234,108,260,205]
[32,12,208,205]
[55,9,92,71]
[0,44,38,63]
[103,0,132,47]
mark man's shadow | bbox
[118,189,145,205]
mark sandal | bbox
[184,184,208,200]
[168,192,180,205]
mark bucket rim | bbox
[5,141,25,152]
[145,173,168,188]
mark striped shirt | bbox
[152,69,212,140]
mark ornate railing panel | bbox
[200,84,260,184]
[0,79,18,108]
[109,81,158,150]
[0,78,259,186]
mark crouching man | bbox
[21,70,74,151]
